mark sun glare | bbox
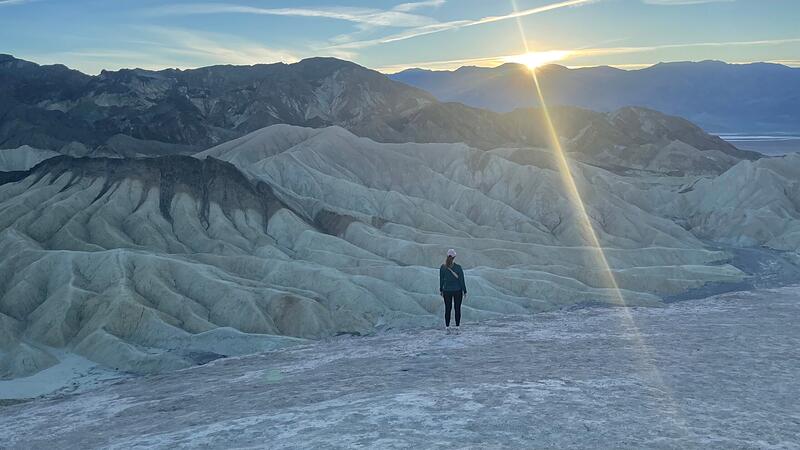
[509,0,688,434]
[505,50,571,69]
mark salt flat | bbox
[1,286,798,449]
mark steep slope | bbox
[0,126,746,379]
[0,156,318,377]
[0,55,94,153]
[666,153,800,251]
[0,146,59,172]
[566,107,754,175]
[391,61,800,133]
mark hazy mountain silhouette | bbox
[390,61,800,133]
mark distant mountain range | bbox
[390,61,800,134]
[0,54,754,175]
[0,54,436,155]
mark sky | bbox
[0,0,798,74]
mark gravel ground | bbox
[1,287,799,449]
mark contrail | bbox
[330,0,599,49]
[465,0,598,28]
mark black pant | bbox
[442,291,463,327]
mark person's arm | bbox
[439,265,445,294]
[459,266,467,295]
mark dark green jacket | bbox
[440,263,466,294]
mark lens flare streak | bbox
[509,0,688,431]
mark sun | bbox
[505,50,572,69]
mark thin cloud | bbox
[147,0,596,52]
[394,0,446,12]
[464,0,599,28]
[0,0,34,5]
[146,2,442,28]
[33,27,302,74]
[376,54,509,73]
[643,0,734,4]
[137,26,299,66]
[575,37,800,57]
[324,1,446,46]
[328,0,599,50]
[769,59,800,67]
[376,37,800,72]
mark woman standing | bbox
[439,248,467,334]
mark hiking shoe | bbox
[445,327,451,334]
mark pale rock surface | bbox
[0,146,59,172]
[2,124,791,381]
[0,343,59,379]
[666,153,800,251]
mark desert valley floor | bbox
[2,286,798,449]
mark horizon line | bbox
[3,52,799,76]
[377,59,800,74]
